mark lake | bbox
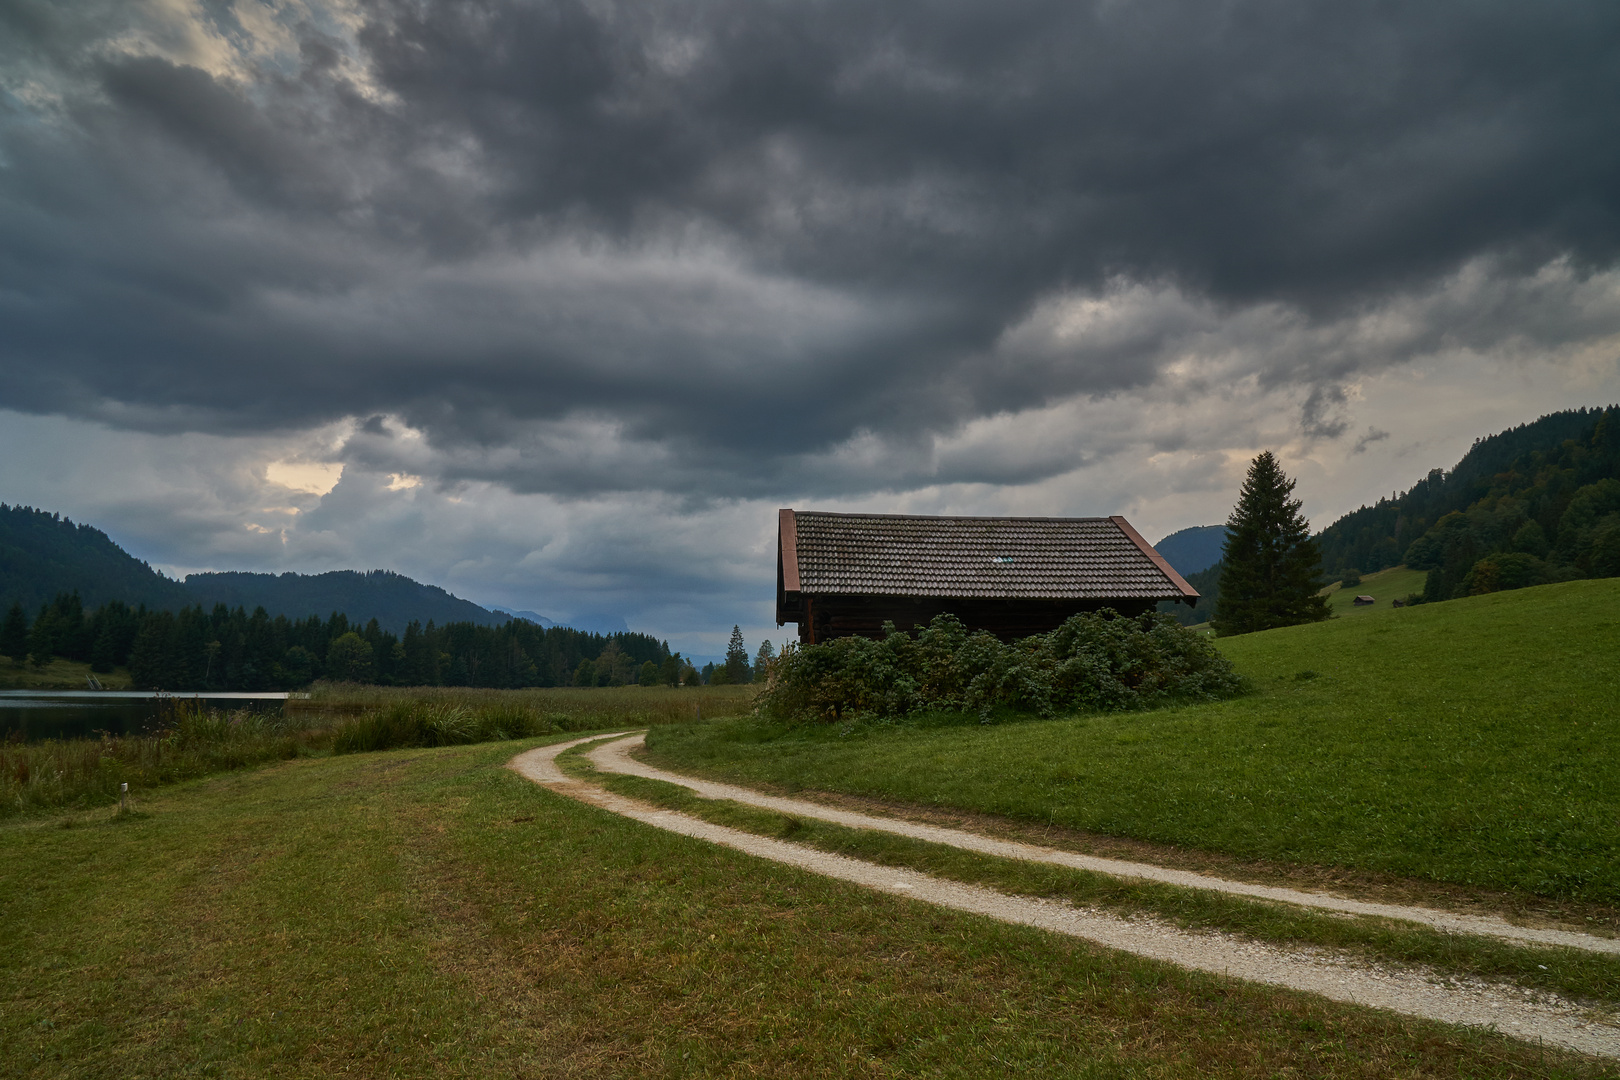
[0,691,289,742]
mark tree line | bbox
[0,594,684,691]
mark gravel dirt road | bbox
[510,734,1620,1060]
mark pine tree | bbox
[1,601,28,665]
[1212,452,1331,635]
[28,606,57,668]
[754,640,776,682]
[724,625,751,684]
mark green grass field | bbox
[3,738,1609,1078]
[1322,565,1429,617]
[646,578,1620,904]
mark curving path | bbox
[588,733,1620,957]
[510,734,1620,1060]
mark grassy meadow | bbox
[1322,564,1429,617]
[645,578,1620,905]
[3,737,1611,1079]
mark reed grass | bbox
[3,683,763,816]
[0,699,329,817]
[295,680,760,726]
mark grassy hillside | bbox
[1321,565,1428,617]
[1,740,1601,1078]
[648,578,1620,902]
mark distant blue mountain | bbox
[494,606,628,635]
[491,606,557,628]
[565,612,630,635]
[1152,525,1228,577]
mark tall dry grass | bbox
[294,681,761,728]
[1,699,330,818]
[4,682,763,816]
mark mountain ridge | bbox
[0,504,535,635]
[183,569,507,635]
[1151,525,1228,577]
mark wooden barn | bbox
[776,509,1200,643]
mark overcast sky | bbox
[2,0,1619,656]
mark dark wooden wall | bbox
[791,593,1178,644]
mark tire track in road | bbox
[589,733,1620,957]
[509,735,1620,1060]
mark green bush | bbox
[758,611,1246,724]
[329,700,570,754]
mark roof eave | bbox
[1109,516,1200,601]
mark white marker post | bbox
[119,782,128,813]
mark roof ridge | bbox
[794,510,1113,523]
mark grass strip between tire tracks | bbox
[557,742,1620,1011]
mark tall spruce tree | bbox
[28,605,57,668]
[724,625,751,684]
[1212,452,1331,635]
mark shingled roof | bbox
[778,510,1198,602]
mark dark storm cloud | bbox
[2,0,1619,496]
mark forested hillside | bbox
[1152,524,1227,576]
[185,570,503,634]
[1314,406,1620,602]
[1160,562,1222,626]
[1159,406,1620,623]
[1,503,520,633]
[2,592,675,691]
[0,505,189,613]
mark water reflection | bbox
[0,691,289,742]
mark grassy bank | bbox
[4,684,760,818]
[293,681,759,725]
[2,738,1610,1078]
[645,578,1620,903]
[0,702,331,818]
[0,656,134,690]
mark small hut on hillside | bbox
[776,509,1199,643]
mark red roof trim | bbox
[779,508,800,592]
[1109,515,1199,598]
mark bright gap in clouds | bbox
[266,460,344,496]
